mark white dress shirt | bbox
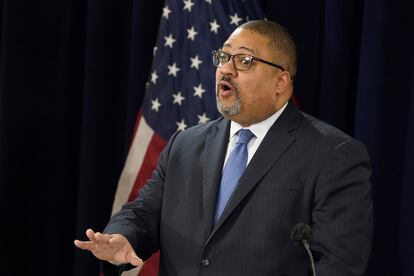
[223,102,288,167]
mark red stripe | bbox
[137,251,160,276]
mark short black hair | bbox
[240,20,297,77]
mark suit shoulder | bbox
[175,116,226,137]
[299,112,367,152]
[301,112,349,139]
[164,116,227,158]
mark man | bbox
[75,20,373,275]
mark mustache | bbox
[220,75,237,89]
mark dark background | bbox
[0,0,413,275]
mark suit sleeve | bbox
[312,138,373,276]
[101,131,180,274]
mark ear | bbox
[275,71,292,95]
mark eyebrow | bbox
[222,43,257,55]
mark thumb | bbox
[129,251,143,267]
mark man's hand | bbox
[74,229,143,267]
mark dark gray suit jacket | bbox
[103,102,373,276]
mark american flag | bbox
[111,1,265,275]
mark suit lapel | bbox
[200,118,230,232]
[207,102,303,240]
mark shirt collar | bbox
[229,102,289,141]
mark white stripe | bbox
[111,116,154,215]
[121,266,142,276]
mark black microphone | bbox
[290,223,317,276]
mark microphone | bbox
[290,223,317,276]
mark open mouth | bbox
[218,80,235,97]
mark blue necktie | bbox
[215,129,255,223]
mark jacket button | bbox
[201,258,210,267]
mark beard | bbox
[216,76,241,117]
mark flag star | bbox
[162,5,172,19]
[197,113,210,124]
[193,83,206,98]
[151,70,158,84]
[190,55,203,70]
[176,119,188,131]
[187,26,198,41]
[167,63,181,77]
[172,92,186,106]
[230,13,243,26]
[183,0,194,12]
[153,46,158,56]
[205,0,212,4]
[151,98,161,112]
[164,34,176,48]
[210,20,220,34]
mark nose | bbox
[218,58,238,78]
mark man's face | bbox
[215,28,283,126]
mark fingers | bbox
[74,229,111,251]
[108,234,127,246]
[74,230,143,267]
[95,232,112,243]
[74,240,95,251]
[86,229,97,242]
[84,229,113,244]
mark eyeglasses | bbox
[212,50,286,72]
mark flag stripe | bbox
[128,133,166,201]
[112,115,155,215]
[134,251,160,276]
[120,266,142,276]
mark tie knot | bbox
[236,129,255,145]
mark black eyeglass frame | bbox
[212,50,286,72]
